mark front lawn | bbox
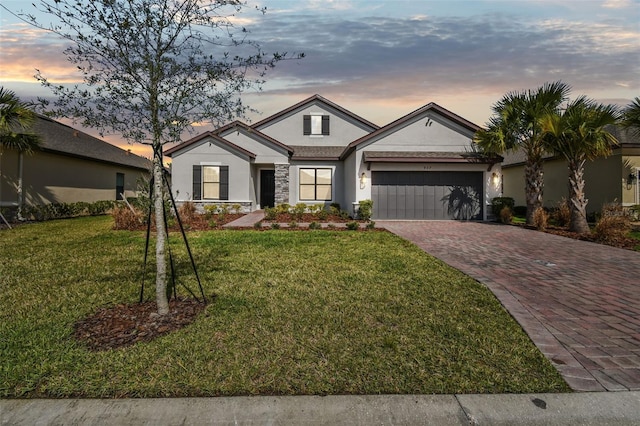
[0,216,568,397]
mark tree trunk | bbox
[153,146,170,315]
[524,158,544,225]
[567,158,590,234]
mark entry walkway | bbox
[380,221,640,392]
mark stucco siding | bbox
[170,137,251,202]
[360,113,475,153]
[503,153,632,213]
[2,148,145,206]
[256,103,372,147]
[222,130,289,164]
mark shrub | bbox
[629,204,640,221]
[499,206,513,224]
[346,221,360,230]
[293,203,307,220]
[264,207,277,221]
[357,199,373,221]
[491,197,514,218]
[178,201,197,223]
[232,203,243,214]
[112,205,142,230]
[270,223,281,230]
[309,221,321,230]
[288,221,298,229]
[203,204,218,218]
[253,221,262,229]
[208,219,218,229]
[316,209,328,221]
[553,198,571,228]
[533,207,549,231]
[366,221,376,230]
[276,203,290,214]
[594,202,631,244]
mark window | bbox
[115,173,124,200]
[192,165,228,200]
[203,166,220,199]
[299,168,332,201]
[303,115,330,136]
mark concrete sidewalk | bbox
[2,392,640,425]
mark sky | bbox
[1,0,639,159]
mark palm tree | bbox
[474,81,570,225]
[540,96,619,234]
[0,87,40,152]
[0,87,40,226]
[621,97,640,136]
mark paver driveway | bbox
[380,221,640,392]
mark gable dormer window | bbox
[303,114,329,136]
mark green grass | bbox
[0,216,568,397]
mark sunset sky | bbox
[1,0,639,159]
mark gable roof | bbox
[341,102,481,160]
[33,115,151,171]
[165,121,291,157]
[250,94,380,132]
[165,131,256,159]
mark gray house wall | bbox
[170,137,252,202]
[254,103,372,147]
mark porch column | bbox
[274,163,290,205]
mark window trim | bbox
[303,114,330,136]
[192,165,229,200]
[299,167,333,201]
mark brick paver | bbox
[380,221,640,392]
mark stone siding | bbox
[274,164,290,205]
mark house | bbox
[0,115,152,217]
[501,126,640,214]
[166,95,502,220]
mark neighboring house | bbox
[166,95,502,220]
[0,115,152,216]
[501,126,640,214]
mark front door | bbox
[260,169,275,208]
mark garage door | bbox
[372,171,483,220]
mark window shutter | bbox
[322,115,330,135]
[220,166,229,200]
[192,165,202,200]
[303,115,311,135]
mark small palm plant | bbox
[540,97,619,234]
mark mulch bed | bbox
[519,224,640,251]
[73,298,208,351]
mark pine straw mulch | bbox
[73,298,208,351]
[518,224,640,251]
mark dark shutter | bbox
[322,115,330,135]
[303,115,311,135]
[192,165,202,200]
[220,166,229,200]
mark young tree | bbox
[22,0,301,315]
[474,81,570,225]
[540,97,619,234]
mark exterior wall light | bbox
[491,172,500,187]
[627,173,637,190]
[360,172,367,189]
